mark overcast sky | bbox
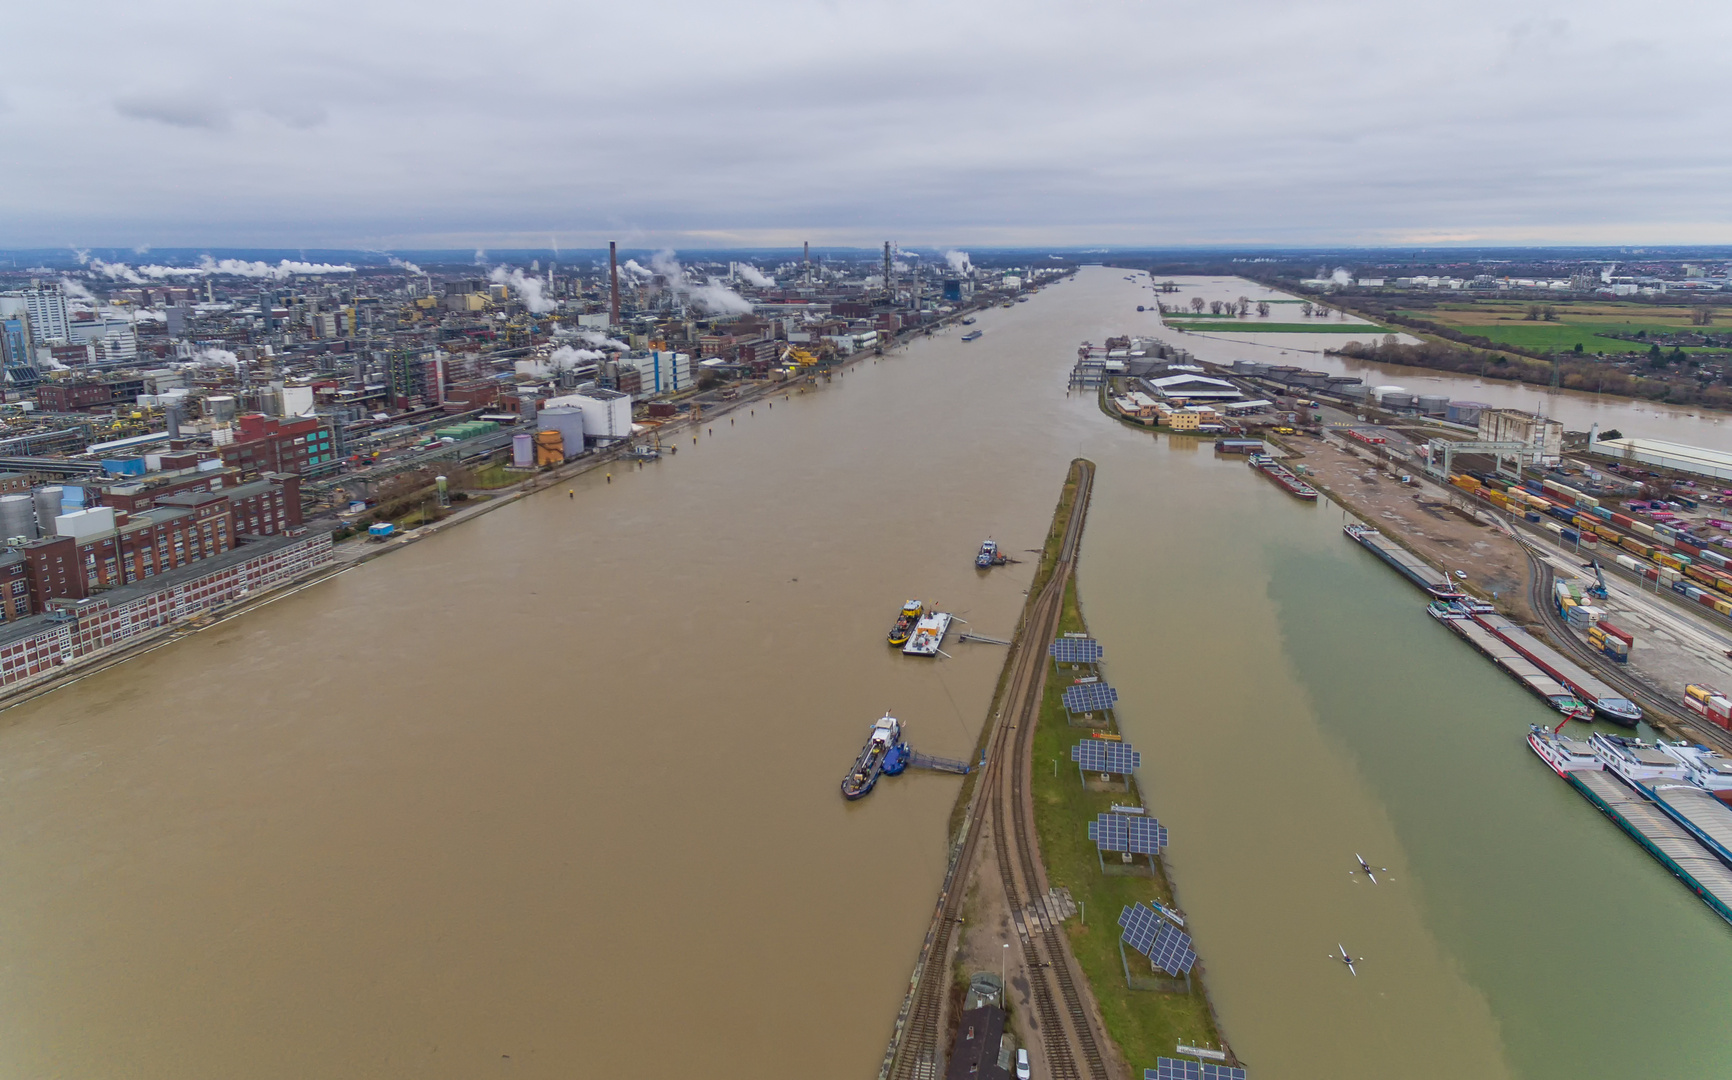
[2,0,1728,250]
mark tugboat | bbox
[888,600,924,647]
[976,539,1006,569]
[841,713,904,800]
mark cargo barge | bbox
[1473,612,1642,725]
[1343,522,1464,599]
[1557,762,1732,926]
[961,330,983,342]
[1436,607,1591,722]
[841,713,904,800]
[902,611,952,657]
[1247,454,1318,500]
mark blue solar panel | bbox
[1126,816,1168,854]
[1050,637,1104,664]
[1118,903,1159,955]
[1088,813,1129,850]
[1071,741,1141,774]
[1148,921,1198,976]
[1148,1061,1245,1080]
[1062,681,1119,713]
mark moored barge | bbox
[841,713,904,800]
[1248,454,1318,500]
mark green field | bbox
[1029,576,1225,1070]
[1166,321,1387,334]
[1399,300,1725,355]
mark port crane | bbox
[1584,560,1610,600]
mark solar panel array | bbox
[1147,1060,1246,1080]
[1062,681,1119,713]
[1119,903,1196,975]
[1071,740,1141,774]
[1050,637,1104,664]
[1088,813,1167,853]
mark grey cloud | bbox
[4,0,1730,247]
[114,91,229,131]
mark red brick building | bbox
[0,550,31,622]
[219,414,337,477]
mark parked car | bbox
[1016,1048,1031,1080]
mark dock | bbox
[910,751,972,775]
[1567,769,1732,926]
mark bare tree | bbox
[1189,296,1205,314]
[1300,302,1314,317]
[1209,300,1224,316]
[1256,301,1271,317]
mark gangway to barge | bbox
[1567,769,1732,926]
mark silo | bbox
[538,405,586,462]
[207,395,237,422]
[0,495,36,541]
[1417,394,1450,416]
[1382,393,1417,411]
[32,486,63,531]
[512,432,535,468]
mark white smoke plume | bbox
[576,331,628,352]
[473,249,488,266]
[138,264,206,278]
[489,266,558,314]
[133,244,151,255]
[621,259,653,279]
[71,247,91,266]
[944,249,972,274]
[549,345,605,365]
[735,264,775,288]
[194,347,240,368]
[647,250,752,315]
[92,258,144,283]
[388,256,424,275]
[40,355,70,371]
[196,256,355,279]
[59,277,95,300]
[1331,267,1353,286]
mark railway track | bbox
[1523,547,1732,754]
[887,460,1110,1080]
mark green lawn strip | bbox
[1030,577,1221,1070]
[1166,321,1386,334]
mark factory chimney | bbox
[803,241,810,287]
[609,241,620,327]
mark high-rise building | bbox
[0,288,71,343]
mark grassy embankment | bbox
[1166,320,1388,334]
[1031,578,1224,1069]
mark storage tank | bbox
[1340,385,1369,400]
[1381,393,1417,411]
[1446,401,1488,425]
[0,495,36,542]
[207,395,237,422]
[512,432,535,468]
[1417,394,1450,415]
[1372,385,1407,401]
[537,405,586,462]
[32,486,62,530]
[534,430,564,467]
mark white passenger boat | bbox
[1590,733,1689,787]
[1656,742,1732,801]
[1527,727,1604,776]
[902,611,952,657]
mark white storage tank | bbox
[207,395,238,422]
[32,486,63,530]
[537,405,586,461]
[0,495,35,541]
[512,432,535,468]
[1417,394,1450,415]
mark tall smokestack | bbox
[609,241,620,327]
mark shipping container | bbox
[1562,528,1580,543]
[1599,621,1634,646]
[1592,506,1614,520]
[1631,520,1657,539]
[1610,512,1634,528]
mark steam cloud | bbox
[944,249,972,274]
[388,256,424,275]
[489,266,558,314]
[648,250,752,315]
[735,264,776,288]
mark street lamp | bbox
[1002,943,1009,989]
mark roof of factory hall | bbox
[1590,437,1732,482]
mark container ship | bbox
[903,611,952,657]
[1473,610,1643,725]
[1433,602,1591,722]
[841,714,904,800]
[887,600,923,647]
[1247,454,1317,500]
[1344,523,1464,600]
